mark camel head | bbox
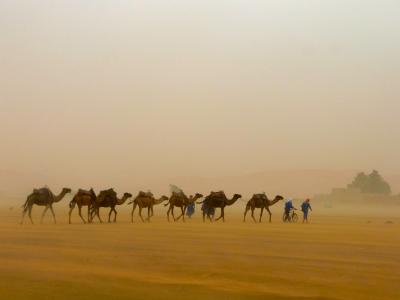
[160,195,169,201]
[194,193,203,199]
[63,188,72,194]
[233,194,242,200]
[123,192,133,199]
[265,195,284,207]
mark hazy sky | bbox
[1,1,399,190]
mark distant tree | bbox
[348,172,368,191]
[348,170,391,195]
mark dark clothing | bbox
[284,201,294,216]
[186,203,195,218]
[301,202,311,212]
[285,201,294,210]
[301,201,312,221]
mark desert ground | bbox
[0,204,399,300]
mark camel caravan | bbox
[20,185,287,225]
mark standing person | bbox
[284,198,296,222]
[186,196,195,219]
[301,198,312,223]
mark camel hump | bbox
[211,191,226,198]
[33,187,51,196]
[77,189,95,197]
[138,191,153,198]
[253,193,267,200]
[98,188,117,201]
[172,190,185,196]
[100,188,116,196]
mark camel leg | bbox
[215,208,224,222]
[251,207,257,223]
[131,203,137,223]
[181,206,185,222]
[139,207,145,223]
[49,205,56,224]
[259,207,264,223]
[175,206,183,221]
[147,207,151,222]
[243,206,249,222]
[78,205,87,224]
[266,207,272,223]
[202,210,206,222]
[68,203,75,224]
[221,207,225,222]
[88,205,92,223]
[166,206,171,222]
[108,208,113,223]
[113,208,117,223]
[95,208,103,223]
[21,207,28,224]
[171,207,177,222]
[40,206,49,224]
[150,206,154,218]
[27,205,34,224]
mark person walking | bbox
[186,199,195,219]
[301,198,312,223]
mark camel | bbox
[197,191,241,222]
[243,194,284,223]
[91,189,132,223]
[68,189,97,224]
[21,187,71,224]
[165,192,203,222]
[128,191,169,222]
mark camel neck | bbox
[117,196,129,205]
[154,197,166,205]
[54,190,67,203]
[226,197,239,206]
[269,197,281,205]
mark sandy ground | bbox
[0,205,399,300]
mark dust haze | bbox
[1,0,400,200]
[0,1,400,300]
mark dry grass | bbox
[0,206,399,300]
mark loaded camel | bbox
[129,191,169,222]
[243,194,284,223]
[68,189,97,224]
[90,188,132,223]
[21,187,71,224]
[197,191,241,222]
[165,191,203,222]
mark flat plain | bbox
[0,206,399,300]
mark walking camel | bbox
[91,189,132,223]
[21,187,71,224]
[243,194,284,223]
[197,191,241,222]
[165,191,203,222]
[129,191,168,222]
[68,189,97,224]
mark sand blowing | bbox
[1,1,400,299]
[1,210,399,300]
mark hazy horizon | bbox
[1,1,399,196]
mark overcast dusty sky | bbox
[1,1,399,192]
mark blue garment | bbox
[186,203,195,217]
[301,201,312,221]
[301,202,311,212]
[285,201,294,210]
